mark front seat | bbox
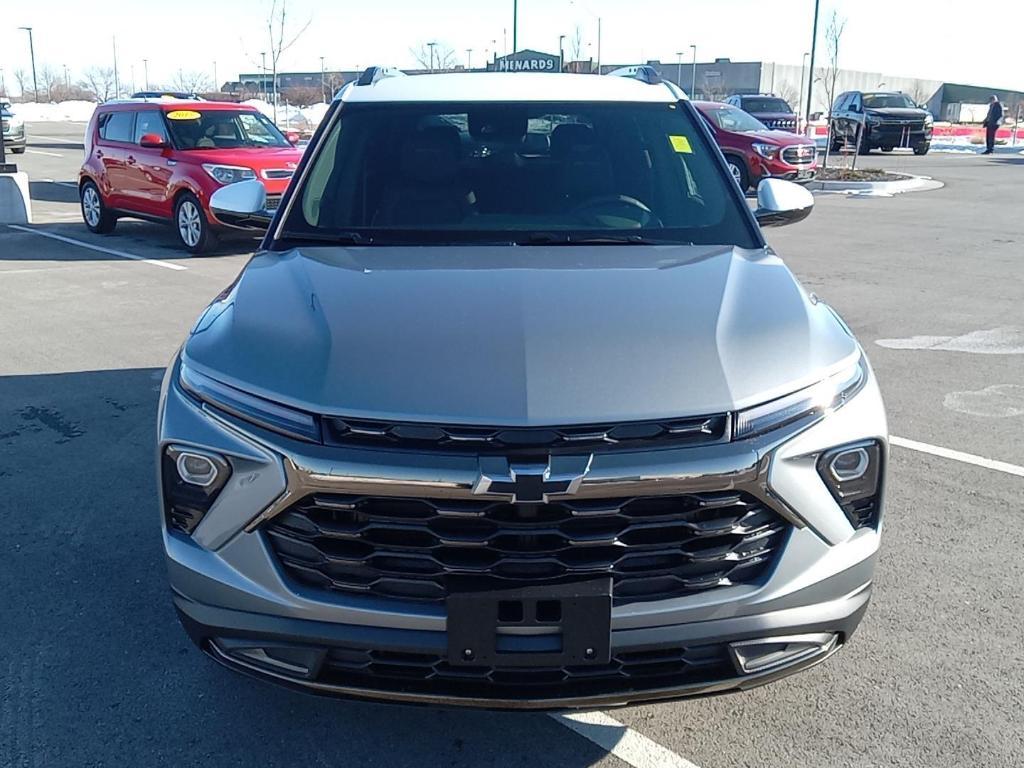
[549,123,615,210]
[373,126,474,227]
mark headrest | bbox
[550,123,600,159]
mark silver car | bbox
[158,66,887,709]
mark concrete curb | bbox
[805,174,944,197]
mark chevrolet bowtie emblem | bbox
[473,455,593,503]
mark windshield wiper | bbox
[517,232,681,246]
[278,230,374,246]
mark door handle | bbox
[126,156,136,165]
[96,150,104,158]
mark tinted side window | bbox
[133,110,168,143]
[100,111,135,143]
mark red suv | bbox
[79,100,302,253]
[694,101,817,192]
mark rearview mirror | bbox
[754,178,814,228]
[209,179,273,229]
[139,133,168,149]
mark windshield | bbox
[742,97,793,114]
[703,104,769,134]
[282,101,757,248]
[862,93,917,109]
[164,109,290,150]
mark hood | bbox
[865,107,928,119]
[183,245,858,425]
[176,146,302,169]
[750,129,814,146]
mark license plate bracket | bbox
[447,579,612,667]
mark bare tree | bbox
[13,69,29,99]
[266,0,312,120]
[906,79,934,108]
[171,70,213,94]
[280,85,321,107]
[39,65,64,102]
[776,81,800,110]
[410,42,458,72]
[701,76,728,102]
[568,25,584,62]
[818,11,847,169]
[80,67,116,102]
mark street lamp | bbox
[512,0,518,53]
[559,35,566,72]
[18,27,38,103]
[427,41,438,72]
[320,56,326,102]
[690,44,697,98]
[675,51,683,89]
[465,49,473,70]
[805,0,821,125]
[260,52,267,100]
[143,59,149,91]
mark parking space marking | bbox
[40,179,79,188]
[550,711,702,768]
[892,435,1024,478]
[25,149,64,157]
[6,225,187,271]
[30,134,83,144]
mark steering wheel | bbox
[570,195,662,228]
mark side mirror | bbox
[285,131,301,145]
[139,133,168,149]
[754,178,814,228]
[209,179,273,229]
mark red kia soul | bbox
[79,100,302,253]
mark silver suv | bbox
[158,66,887,709]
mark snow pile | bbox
[242,99,330,131]
[8,100,98,122]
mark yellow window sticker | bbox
[166,110,202,121]
[669,135,693,154]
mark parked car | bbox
[1,101,26,154]
[724,94,799,132]
[159,67,887,709]
[78,99,302,253]
[829,91,933,155]
[695,101,817,191]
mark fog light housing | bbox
[162,445,231,535]
[730,633,838,675]
[817,440,884,529]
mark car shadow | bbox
[29,180,79,204]
[0,367,621,767]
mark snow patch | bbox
[944,385,1024,418]
[876,327,1024,355]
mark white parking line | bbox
[40,178,79,188]
[551,711,702,768]
[892,436,1024,478]
[6,225,187,271]
[26,149,63,157]
[30,134,83,144]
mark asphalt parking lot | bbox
[2,122,1022,768]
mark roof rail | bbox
[607,65,662,85]
[356,66,406,86]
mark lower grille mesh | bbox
[265,491,789,604]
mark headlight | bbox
[201,164,257,185]
[8,115,23,130]
[179,362,321,442]
[752,142,779,159]
[865,114,881,125]
[924,114,934,126]
[734,356,866,440]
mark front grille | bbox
[264,194,282,211]
[265,491,788,604]
[262,169,294,180]
[324,413,730,454]
[762,118,798,131]
[317,641,735,700]
[782,145,816,165]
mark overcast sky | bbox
[2,0,1021,96]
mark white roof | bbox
[340,72,681,104]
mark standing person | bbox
[982,95,1003,154]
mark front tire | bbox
[913,143,930,156]
[11,147,26,155]
[726,156,750,192]
[174,192,218,255]
[80,180,117,234]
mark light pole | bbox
[512,0,518,53]
[805,0,821,124]
[260,52,267,100]
[559,35,566,71]
[18,27,38,102]
[213,61,218,93]
[675,51,683,89]
[798,52,809,130]
[143,59,149,90]
[690,44,697,98]
[427,41,437,72]
[63,64,69,92]
[320,56,326,101]
[112,37,120,99]
[465,49,473,70]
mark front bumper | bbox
[158,354,888,708]
[864,126,932,147]
[2,130,26,150]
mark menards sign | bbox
[495,50,560,72]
